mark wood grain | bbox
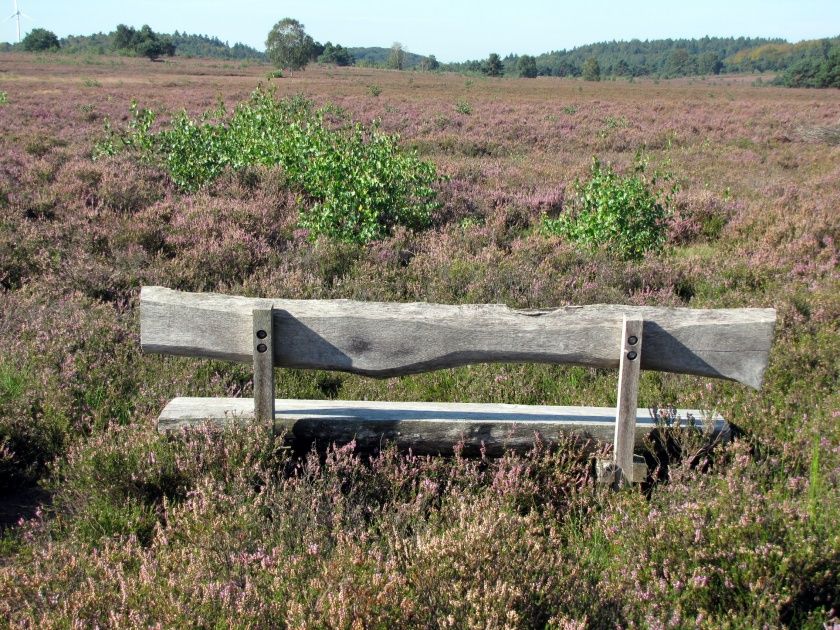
[252,308,275,425]
[140,286,776,388]
[614,316,643,487]
[157,397,730,456]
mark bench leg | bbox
[613,315,643,487]
[253,308,275,425]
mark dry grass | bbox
[796,123,840,146]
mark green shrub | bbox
[455,99,472,115]
[21,28,60,52]
[92,100,156,159]
[0,91,7,106]
[542,156,676,259]
[95,88,439,243]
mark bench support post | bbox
[252,308,275,426]
[612,315,644,487]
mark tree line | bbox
[774,40,840,88]
[2,25,265,61]
[446,35,840,82]
[4,21,837,88]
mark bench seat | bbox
[158,397,729,457]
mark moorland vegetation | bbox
[0,55,837,627]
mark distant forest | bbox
[347,47,428,69]
[0,29,266,60]
[447,36,840,81]
[1,26,837,87]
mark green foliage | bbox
[97,88,439,243]
[419,54,439,71]
[541,156,676,259]
[112,24,175,60]
[728,36,840,73]
[0,92,6,105]
[367,83,382,97]
[345,46,428,69]
[455,99,472,115]
[517,54,538,78]
[0,359,69,489]
[665,48,696,77]
[600,115,628,137]
[22,28,60,52]
[135,38,173,61]
[777,44,840,88]
[92,100,156,159]
[484,53,503,77]
[582,56,601,81]
[698,51,723,75]
[169,31,264,60]
[57,29,262,60]
[265,18,314,71]
[317,41,354,66]
[447,36,823,78]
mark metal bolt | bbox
[257,343,267,353]
[627,351,638,361]
[628,335,638,346]
[256,330,267,339]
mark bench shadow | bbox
[0,485,50,533]
[274,406,624,457]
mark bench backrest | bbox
[140,286,776,389]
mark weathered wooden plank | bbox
[252,308,275,425]
[140,286,776,388]
[157,397,729,456]
[614,316,643,487]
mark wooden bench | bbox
[140,286,776,485]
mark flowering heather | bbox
[0,53,838,627]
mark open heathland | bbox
[0,53,838,627]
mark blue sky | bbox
[3,0,839,62]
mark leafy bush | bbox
[542,156,676,259]
[455,99,472,115]
[518,55,538,78]
[21,28,60,53]
[95,88,440,243]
